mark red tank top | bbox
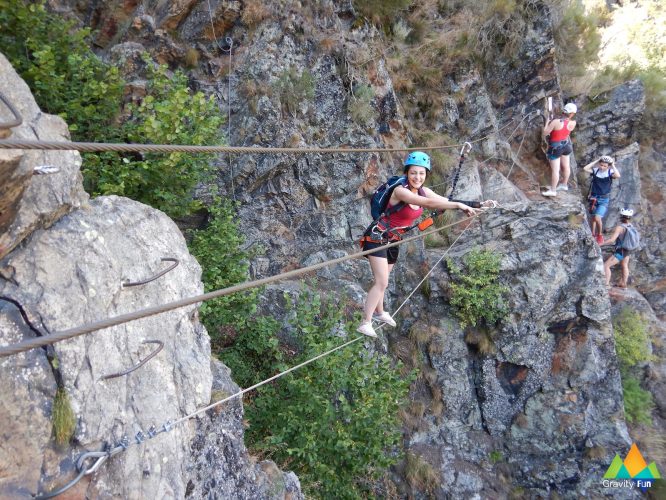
[385,202,423,228]
[549,119,571,142]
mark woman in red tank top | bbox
[357,151,490,338]
[542,102,577,197]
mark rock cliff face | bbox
[0,54,301,499]
[4,0,665,498]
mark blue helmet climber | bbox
[404,151,431,172]
[357,151,496,338]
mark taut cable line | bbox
[35,216,478,499]
[0,110,532,154]
[0,214,478,358]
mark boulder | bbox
[0,52,88,261]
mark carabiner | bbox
[460,142,472,156]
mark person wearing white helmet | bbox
[542,102,577,197]
[583,155,621,244]
[601,208,640,288]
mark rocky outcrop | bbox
[0,53,301,499]
[575,80,645,167]
[0,52,88,260]
[186,358,303,499]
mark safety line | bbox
[0,111,531,154]
[0,138,477,154]
[428,110,539,190]
[35,210,482,498]
[0,214,477,358]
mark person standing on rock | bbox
[357,151,490,338]
[542,102,577,197]
[601,208,640,288]
[583,155,621,244]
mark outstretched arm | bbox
[392,186,478,216]
[602,225,624,245]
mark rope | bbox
[0,111,532,155]
[0,138,479,154]
[0,215,476,358]
[36,211,482,498]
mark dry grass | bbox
[404,452,439,494]
[183,47,199,68]
[400,400,427,432]
[241,1,271,29]
[464,328,497,355]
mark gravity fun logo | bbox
[602,443,661,491]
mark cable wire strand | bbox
[0,214,477,358]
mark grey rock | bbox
[576,80,646,166]
[1,196,211,498]
[0,52,88,260]
[0,308,57,498]
[185,357,303,499]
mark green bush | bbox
[1,1,224,218]
[0,0,124,141]
[447,249,508,328]
[52,387,76,445]
[246,289,412,499]
[621,375,654,425]
[613,307,652,368]
[188,199,278,383]
[83,59,224,217]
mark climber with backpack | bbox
[356,151,493,338]
[583,155,621,244]
[542,102,577,197]
[601,208,640,288]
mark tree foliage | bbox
[246,289,412,499]
[0,0,123,141]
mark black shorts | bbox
[546,140,573,160]
[362,240,400,264]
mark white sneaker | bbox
[556,184,569,191]
[373,311,397,327]
[357,322,377,338]
[542,189,557,197]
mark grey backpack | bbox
[620,224,640,251]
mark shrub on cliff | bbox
[247,289,412,499]
[0,0,123,141]
[1,1,224,218]
[613,307,652,368]
[447,249,508,329]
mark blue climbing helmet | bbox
[404,151,431,172]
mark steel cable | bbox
[0,214,478,358]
